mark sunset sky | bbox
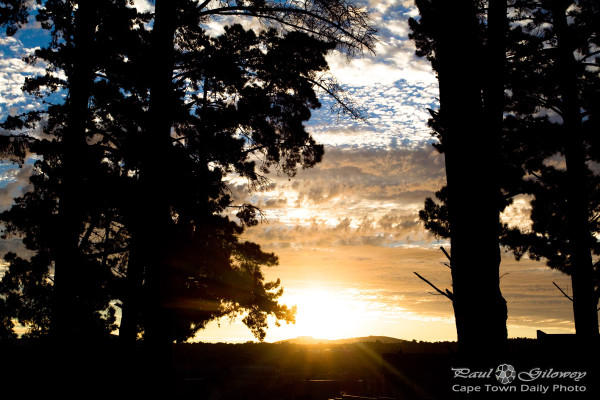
[0,0,577,343]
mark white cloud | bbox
[130,0,153,13]
[328,54,401,86]
[309,1,438,151]
[309,78,438,150]
[0,36,47,119]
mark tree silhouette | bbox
[0,0,376,377]
[410,0,509,357]
[501,166,600,307]
[542,0,598,337]
[122,3,374,386]
[504,0,600,334]
[1,0,141,342]
[417,0,600,339]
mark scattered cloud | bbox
[313,1,438,152]
[0,36,47,119]
[0,162,33,212]
[231,146,445,232]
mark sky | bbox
[0,0,578,343]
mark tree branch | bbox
[305,76,364,120]
[197,4,375,54]
[197,0,212,10]
[580,49,600,61]
[414,271,453,301]
[440,246,451,264]
[552,281,573,302]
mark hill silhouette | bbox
[275,335,406,345]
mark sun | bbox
[282,287,368,340]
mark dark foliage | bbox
[0,0,375,348]
[414,0,600,335]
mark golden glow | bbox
[189,247,575,343]
[281,287,370,340]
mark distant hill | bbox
[276,335,405,345]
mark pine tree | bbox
[418,0,600,339]
[503,0,600,335]
[125,2,375,388]
[410,0,509,357]
[0,0,376,362]
[1,0,141,341]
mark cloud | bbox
[225,138,576,339]
[229,145,446,255]
[500,194,534,231]
[235,145,445,205]
[130,0,153,13]
[309,80,438,151]
[0,162,33,212]
[299,0,438,152]
[0,162,34,262]
[0,235,33,263]
[0,36,48,120]
[326,0,435,88]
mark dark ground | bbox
[1,336,598,399]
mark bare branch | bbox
[305,75,364,120]
[552,281,573,302]
[197,0,212,10]
[580,49,600,60]
[197,3,376,55]
[440,246,451,264]
[414,271,453,301]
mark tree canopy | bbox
[0,0,376,348]
[414,0,600,338]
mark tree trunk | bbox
[549,0,599,337]
[51,1,95,343]
[484,0,507,130]
[434,0,507,357]
[130,0,178,392]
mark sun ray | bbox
[279,287,372,340]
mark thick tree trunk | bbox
[433,0,507,357]
[549,0,599,337]
[484,0,508,129]
[51,1,95,343]
[129,0,178,392]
